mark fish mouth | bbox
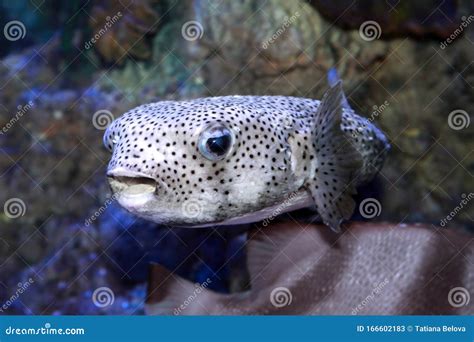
[107,168,158,198]
[109,175,157,188]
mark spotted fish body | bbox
[104,81,389,231]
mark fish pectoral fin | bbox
[307,81,362,233]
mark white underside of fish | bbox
[189,189,313,227]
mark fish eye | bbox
[198,124,234,161]
[103,130,117,153]
[103,133,113,152]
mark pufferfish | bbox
[103,75,389,232]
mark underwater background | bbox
[0,0,472,314]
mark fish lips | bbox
[107,167,159,211]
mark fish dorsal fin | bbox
[306,81,362,232]
[327,68,352,112]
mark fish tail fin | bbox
[306,81,363,232]
[344,115,391,183]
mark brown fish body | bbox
[146,222,473,315]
